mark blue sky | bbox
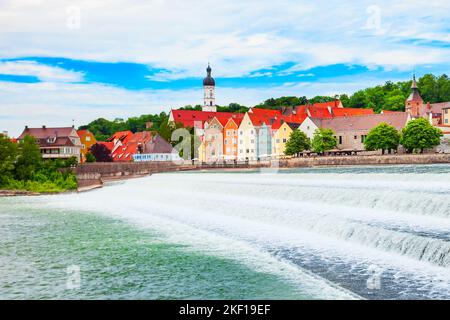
[1,0,450,136]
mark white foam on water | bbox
[34,166,450,299]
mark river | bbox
[1,164,450,300]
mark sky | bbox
[1,0,450,137]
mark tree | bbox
[348,90,367,109]
[401,118,443,153]
[0,135,18,186]
[14,135,42,181]
[89,143,113,162]
[311,128,337,154]
[284,130,310,156]
[364,123,401,154]
[85,153,96,163]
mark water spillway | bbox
[1,164,450,299]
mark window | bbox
[276,139,280,143]
[445,119,449,123]
[251,139,255,144]
[239,149,243,154]
[339,136,343,144]
[86,136,91,142]
[361,135,366,143]
[283,138,287,143]
[354,135,357,140]
[246,149,249,153]
[239,140,243,144]
[240,131,243,135]
[224,139,228,145]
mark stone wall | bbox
[74,154,450,191]
[280,153,450,168]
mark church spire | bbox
[202,63,216,112]
[405,73,423,118]
[411,73,418,89]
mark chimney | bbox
[42,125,46,129]
[427,102,431,110]
[25,125,28,130]
[328,106,333,116]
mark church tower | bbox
[405,74,423,118]
[202,64,216,112]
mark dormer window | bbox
[47,137,56,143]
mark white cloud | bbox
[0,0,449,78]
[0,76,385,137]
[0,60,84,82]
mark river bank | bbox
[2,153,450,196]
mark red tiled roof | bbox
[332,108,374,117]
[97,141,114,152]
[107,130,134,144]
[108,131,173,162]
[428,102,450,114]
[170,110,242,128]
[77,129,88,136]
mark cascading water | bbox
[1,164,450,299]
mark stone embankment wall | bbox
[74,154,450,191]
[280,153,450,167]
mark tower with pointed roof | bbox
[405,74,423,118]
[203,63,216,112]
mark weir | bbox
[4,164,450,299]
[74,154,450,191]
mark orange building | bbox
[223,115,244,160]
[77,129,97,162]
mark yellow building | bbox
[271,122,300,158]
[198,139,206,162]
[443,107,450,126]
[77,130,97,163]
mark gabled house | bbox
[77,129,97,163]
[272,121,297,158]
[203,117,227,162]
[223,115,244,160]
[17,126,82,162]
[299,113,410,151]
[237,108,281,161]
[132,134,180,162]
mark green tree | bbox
[348,90,367,109]
[401,118,443,153]
[418,74,438,103]
[284,130,310,156]
[311,128,337,154]
[14,135,42,181]
[0,135,18,186]
[364,123,401,154]
[85,152,96,163]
